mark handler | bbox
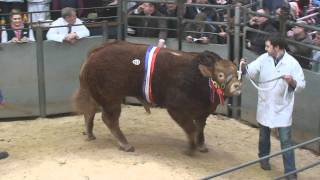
[243,36,305,180]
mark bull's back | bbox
[83,41,197,102]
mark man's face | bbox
[65,12,77,24]
[265,40,277,57]
[11,14,23,27]
[166,3,177,11]
[142,3,155,15]
[292,26,305,36]
[314,33,320,45]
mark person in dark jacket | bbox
[128,2,167,47]
[246,8,278,55]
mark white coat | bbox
[247,51,305,128]
[46,17,90,43]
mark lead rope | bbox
[238,60,292,113]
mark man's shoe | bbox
[286,174,298,180]
[0,151,9,160]
[260,161,271,170]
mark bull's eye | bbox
[218,72,225,81]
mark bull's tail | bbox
[72,86,98,115]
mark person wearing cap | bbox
[128,2,167,48]
[246,8,278,55]
[287,20,313,69]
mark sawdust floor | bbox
[0,105,319,180]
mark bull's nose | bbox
[233,82,241,90]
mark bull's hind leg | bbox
[195,117,209,153]
[101,103,134,152]
[83,111,96,141]
[167,109,197,156]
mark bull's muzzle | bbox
[230,81,241,96]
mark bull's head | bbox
[197,51,242,97]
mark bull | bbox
[73,40,241,155]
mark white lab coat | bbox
[46,17,90,43]
[247,51,305,128]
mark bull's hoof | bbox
[85,135,96,141]
[197,144,209,153]
[184,149,196,156]
[119,145,135,152]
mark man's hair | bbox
[61,7,76,18]
[266,36,286,50]
[10,8,21,18]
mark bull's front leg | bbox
[195,117,209,153]
[167,109,197,156]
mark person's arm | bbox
[290,61,306,92]
[246,54,263,78]
[74,20,90,39]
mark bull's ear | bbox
[198,64,212,77]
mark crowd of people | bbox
[0,0,319,66]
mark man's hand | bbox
[283,75,296,88]
[64,33,78,43]
[157,39,166,48]
[185,35,193,43]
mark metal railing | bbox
[200,136,320,179]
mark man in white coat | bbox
[46,7,89,43]
[244,36,305,180]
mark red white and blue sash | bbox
[143,46,160,104]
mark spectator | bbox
[184,0,219,44]
[27,0,51,23]
[1,9,35,43]
[262,0,285,14]
[51,0,84,20]
[311,31,320,71]
[46,7,89,43]
[246,9,278,55]
[159,2,177,38]
[0,0,26,23]
[128,2,167,48]
[287,20,313,69]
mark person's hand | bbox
[199,36,209,44]
[9,37,20,43]
[64,34,77,43]
[70,32,78,39]
[218,32,227,37]
[283,75,293,83]
[287,30,294,37]
[137,3,146,13]
[186,35,193,43]
[20,36,29,43]
[157,39,166,48]
[283,75,297,88]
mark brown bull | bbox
[73,40,241,155]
